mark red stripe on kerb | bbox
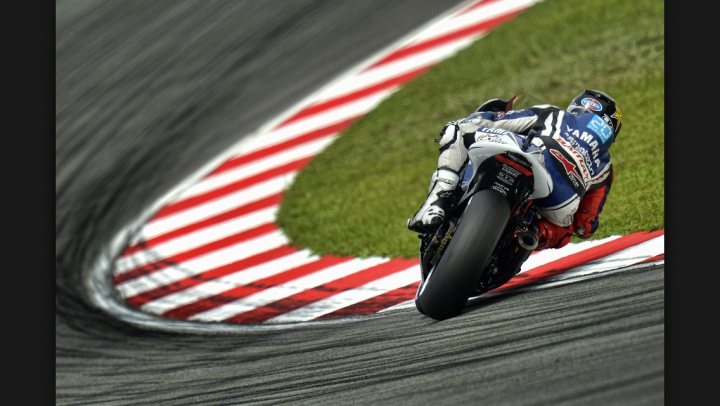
[122,193,282,256]
[162,255,352,320]
[113,222,278,284]
[494,230,665,293]
[206,117,358,177]
[223,258,418,324]
[318,281,420,320]
[279,66,430,126]
[368,8,524,69]
[125,245,298,307]
[495,154,532,176]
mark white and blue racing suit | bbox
[436,104,614,240]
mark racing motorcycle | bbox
[414,100,553,320]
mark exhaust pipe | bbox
[517,231,538,251]
[501,231,539,281]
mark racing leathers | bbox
[408,104,614,250]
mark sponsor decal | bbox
[475,133,507,144]
[587,115,613,143]
[475,129,513,145]
[580,97,603,112]
[550,148,582,189]
[479,127,512,136]
[498,170,515,186]
[557,132,594,179]
[564,125,601,173]
[491,183,508,196]
[496,154,532,176]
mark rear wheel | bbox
[415,190,511,320]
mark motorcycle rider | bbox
[407,89,622,250]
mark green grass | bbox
[277,0,664,259]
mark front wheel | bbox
[415,190,511,320]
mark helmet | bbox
[567,89,623,141]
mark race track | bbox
[56,0,664,404]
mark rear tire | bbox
[415,190,511,320]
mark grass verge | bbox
[277,0,664,258]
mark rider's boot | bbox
[407,168,460,234]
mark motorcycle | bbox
[414,104,553,321]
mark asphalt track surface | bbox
[56,1,664,404]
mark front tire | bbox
[415,190,511,320]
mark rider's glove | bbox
[574,217,599,239]
[535,219,573,250]
[573,182,610,239]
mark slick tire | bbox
[415,190,511,320]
